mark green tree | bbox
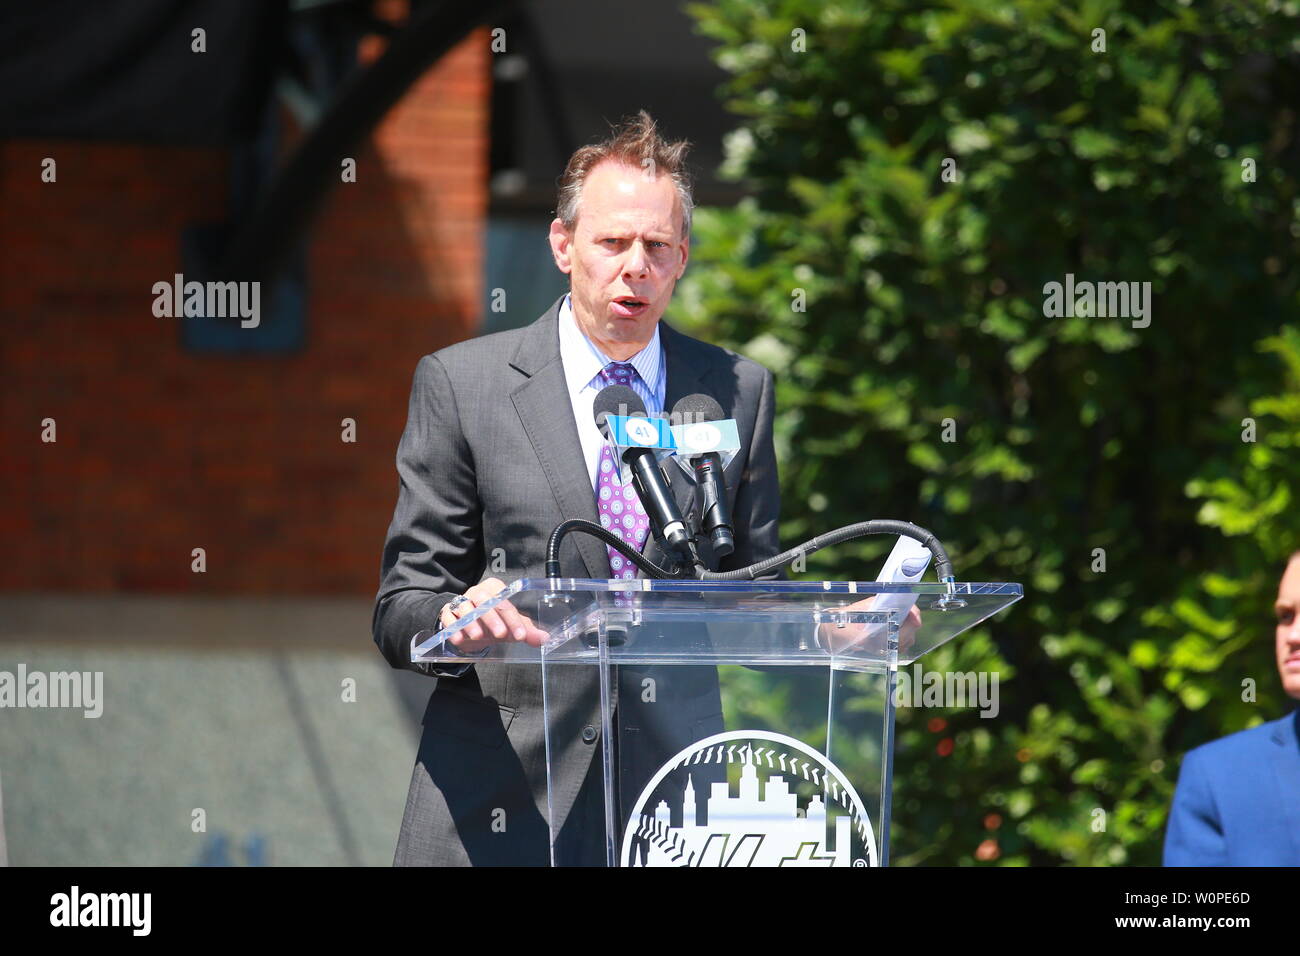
[676,0,1300,864]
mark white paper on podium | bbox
[869,534,932,617]
[827,535,932,650]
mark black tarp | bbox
[0,0,285,144]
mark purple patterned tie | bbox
[596,362,652,579]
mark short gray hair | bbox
[555,110,694,239]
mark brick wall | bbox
[0,30,489,594]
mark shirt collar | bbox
[557,293,662,396]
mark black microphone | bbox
[592,385,694,564]
[671,394,735,559]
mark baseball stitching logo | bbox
[620,730,876,867]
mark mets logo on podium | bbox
[620,730,877,867]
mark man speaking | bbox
[372,111,781,866]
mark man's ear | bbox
[548,218,573,274]
[676,235,690,280]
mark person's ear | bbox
[676,234,690,280]
[548,218,573,274]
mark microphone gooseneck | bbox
[694,519,955,584]
[544,519,687,579]
[550,389,957,586]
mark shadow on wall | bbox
[0,595,430,866]
[0,125,476,596]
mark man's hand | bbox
[817,597,922,656]
[441,577,550,651]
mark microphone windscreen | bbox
[671,393,725,426]
[593,384,646,429]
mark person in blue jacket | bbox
[1164,550,1300,866]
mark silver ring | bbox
[445,595,472,621]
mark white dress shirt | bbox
[557,293,667,487]
[435,297,668,667]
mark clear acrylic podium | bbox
[412,578,1021,867]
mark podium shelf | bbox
[412,578,1022,672]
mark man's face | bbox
[548,160,689,356]
[1276,556,1300,700]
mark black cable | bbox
[694,519,955,583]
[547,517,954,584]
[544,519,695,579]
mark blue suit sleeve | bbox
[1163,747,1228,866]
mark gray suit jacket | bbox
[373,296,781,865]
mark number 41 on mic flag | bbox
[671,418,740,456]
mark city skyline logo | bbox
[620,730,876,867]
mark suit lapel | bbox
[509,299,609,579]
[660,320,712,422]
[510,307,721,575]
[642,320,716,558]
[1268,710,1300,862]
